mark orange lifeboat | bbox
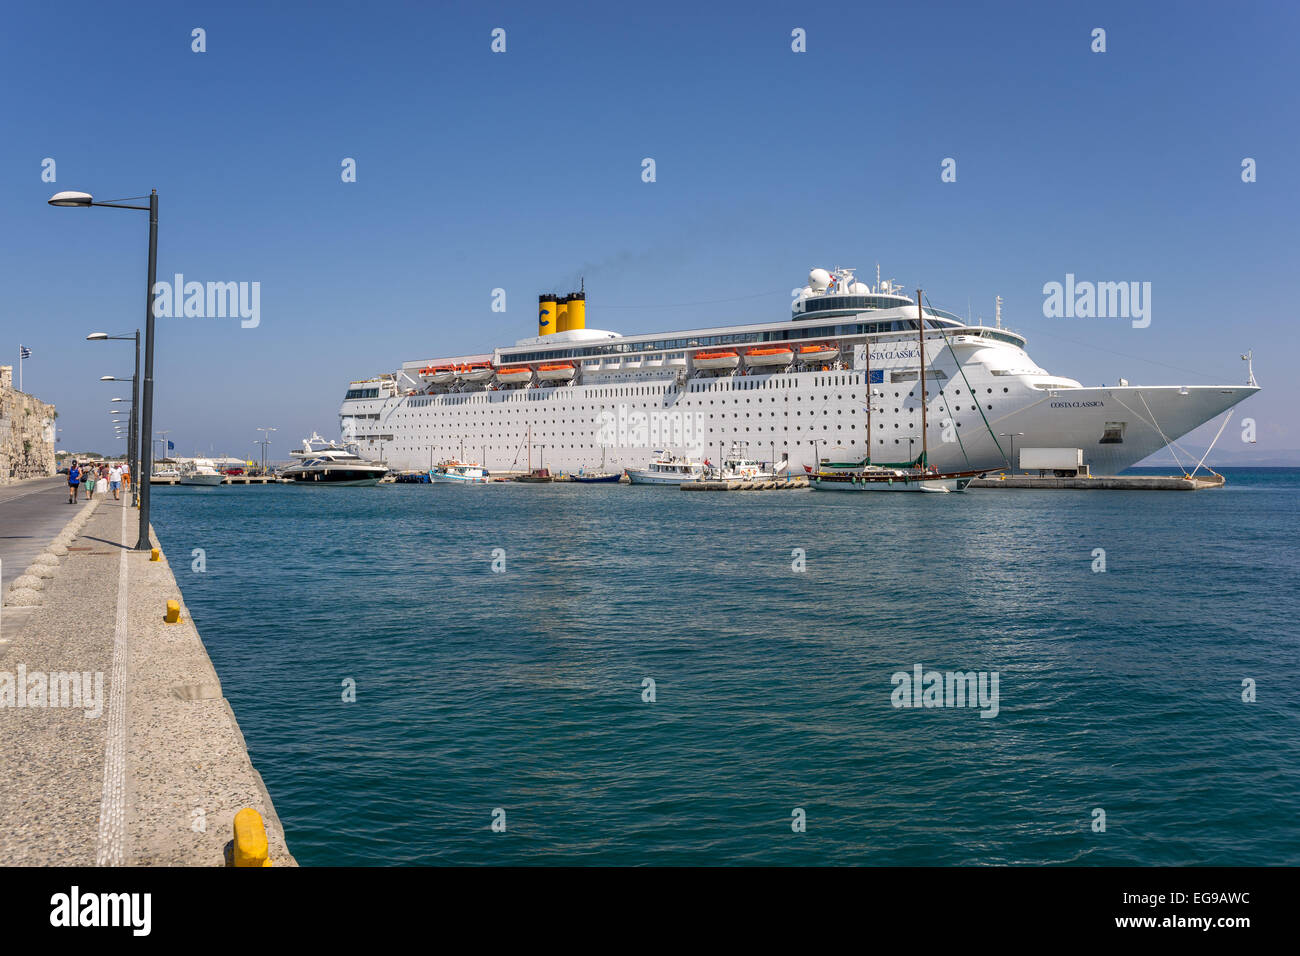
[744,346,795,367]
[537,363,576,382]
[799,343,839,363]
[459,361,495,383]
[423,364,456,385]
[495,366,532,385]
[693,350,741,370]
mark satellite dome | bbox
[809,268,831,290]
[850,282,870,294]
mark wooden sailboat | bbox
[513,424,554,482]
[811,290,984,493]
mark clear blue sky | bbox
[2,0,1295,461]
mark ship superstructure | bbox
[338,267,1258,476]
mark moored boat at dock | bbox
[627,453,706,485]
[430,460,488,483]
[282,434,389,485]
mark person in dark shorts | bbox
[67,461,81,503]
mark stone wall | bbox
[0,365,57,482]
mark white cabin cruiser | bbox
[177,458,223,486]
[627,453,707,485]
[282,433,388,485]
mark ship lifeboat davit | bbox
[693,350,741,370]
[537,362,576,382]
[799,343,839,363]
[426,364,457,385]
[459,362,495,383]
[495,365,533,385]
[744,346,795,367]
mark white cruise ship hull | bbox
[341,377,1256,478]
[338,270,1258,477]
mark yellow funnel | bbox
[538,294,557,336]
[555,296,569,333]
[564,292,586,332]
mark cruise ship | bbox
[338,267,1258,475]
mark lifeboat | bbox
[799,343,839,363]
[693,350,740,370]
[424,364,457,385]
[495,366,532,385]
[537,362,576,382]
[459,362,495,383]
[744,346,795,367]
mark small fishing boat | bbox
[513,467,554,483]
[710,443,775,480]
[692,350,740,370]
[430,460,488,483]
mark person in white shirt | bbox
[109,464,123,500]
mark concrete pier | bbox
[969,473,1225,491]
[0,488,294,865]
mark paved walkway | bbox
[0,495,294,865]
[0,476,85,593]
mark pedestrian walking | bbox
[109,462,123,500]
[67,460,81,504]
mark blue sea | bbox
[150,468,1300,865]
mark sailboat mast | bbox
[917,290,927,468]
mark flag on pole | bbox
[167,440,175,451]
[19,346,32,359]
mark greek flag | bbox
[19,345,32,359]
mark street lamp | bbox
[256,426,276,475]
[55,190,159,551]
[999,432,1025,473]
[100,369,137,499]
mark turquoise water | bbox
[150,469,1300,865]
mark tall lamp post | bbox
[256,426,276,475]
[92,329,140,505]
[999,432,1025,473]
[52,190,159,551]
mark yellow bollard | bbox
[232,808,272,867]
[150,547,160,562]
[164,599,181,624]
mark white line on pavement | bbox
[95,502,130,866]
